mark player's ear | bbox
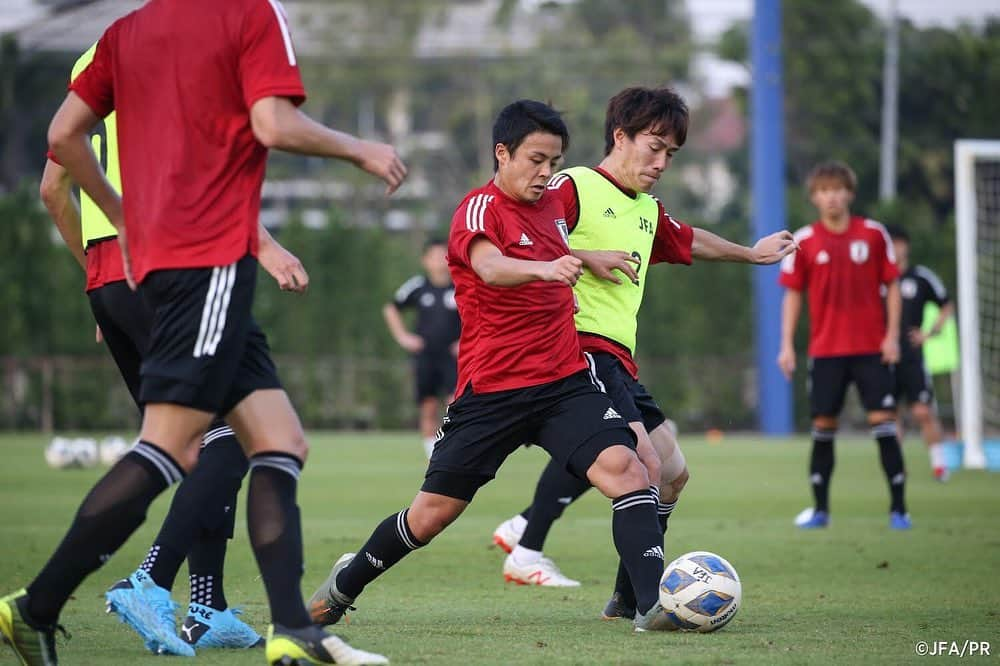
[495,142,509,168]
[613,127,628,150]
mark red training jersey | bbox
[779,216,899,357]
[548,167,694,378]
[448,181,587,394]
[69,0,306,284]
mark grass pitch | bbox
[1,431,998,664]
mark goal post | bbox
[954,139,1000,469]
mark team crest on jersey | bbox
[554,218,569,246]
[849,240,869,264]
[816,250,830,265]
[900,277,917,299]
[420,292,435,307]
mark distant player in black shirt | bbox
[887,225,954,481]
[383,238,461,457]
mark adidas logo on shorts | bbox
[603,407,621,420]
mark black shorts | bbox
[138,255,281,415]
[895,357,935,406]
[414,351,457,402]
[422,369,636,501]
[88,280,153,406]
[808,354,896,418]
[587,352,666,433]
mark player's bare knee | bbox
[668,466,689,498]
[407,506,456,543]
[866,410,895,426]
[911,403,932,423]
[813,416,838,430]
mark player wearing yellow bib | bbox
[36,42,308,656]
[492,87,796,624]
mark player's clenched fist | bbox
[542,255,585,286]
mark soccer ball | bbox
[658,551,741,632]
[71,437,99,467]
[99,436,131,465]
[44,437,75,469]
[44,437,99,469]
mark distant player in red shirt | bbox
[308,100,678,633]
[1,1,405,664]
[778,161,909,530]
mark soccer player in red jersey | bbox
[777,161,910,530]
[308,100,677,632]
[1,1,405,664]
[491,87,797,621]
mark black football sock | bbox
[611,489,663,616]
[184,424,247,610]
[873,422,907,513]
[336,509,425,600]
[246,453,310,629]
[188,538,229,611]
[611,487,665,610]
[26,441,183,624]
[139,542,185,591]
[810,430,836,513]
[518,458,592,551]
[143,424,246,591]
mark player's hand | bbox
[95,325,103,344]
[575,249,639,285]
[777,345,796,380]
[449,340,460,358]
[355,139,408,196]
[400,332,425,354]
[541,255,584,286]
[907,327,928,347]
[259,235,309,293]
[751,230,798,265]
[881,335,900,364]
[114,219,137,291]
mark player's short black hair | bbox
[885,224,909,243]
[604,86,689,155]
[492,100,569,171]
[424,236,447,252]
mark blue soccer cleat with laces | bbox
[179,602,263,649]
[794,507,829,529]
[105,569,194,657]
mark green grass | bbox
[1,431,999,664]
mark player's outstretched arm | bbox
[250,96,407,195]
[572,249,639,285]
[257,222,308,293]
[777,289,802,379]
[470,237,582,287]
[39,159,86,270]
[692,228,798,264]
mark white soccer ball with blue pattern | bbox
[658,550,741,632]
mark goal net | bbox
[954,140,1000,468]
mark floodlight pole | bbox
[751,0,793,435]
